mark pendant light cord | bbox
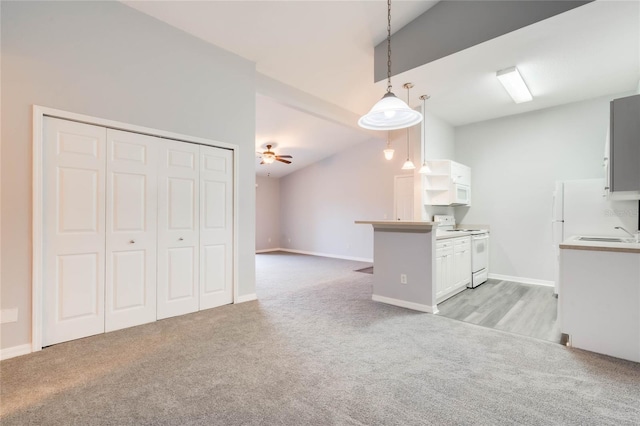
[406,84,410,158]
[419,95,430,165]
[386,0,392,93]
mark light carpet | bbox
[1,251,639,425]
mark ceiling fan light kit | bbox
[358,0,423,131]
[258,144,292,165]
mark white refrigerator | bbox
[551,178,638,294]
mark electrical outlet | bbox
[288,238,291,243]
[400,274,407,284]
[268,237,271,243]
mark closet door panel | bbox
[105,129,158,332]
[200,145,233,309]
[43,117,107,346]
[157,141,200,319]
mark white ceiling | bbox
[124,0,639,178]
[255,94,374,177]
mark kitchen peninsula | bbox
[355,221,438,313]
[560,236,640,362]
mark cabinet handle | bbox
[129,240,135,244]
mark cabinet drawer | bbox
[437,241,453,249]
[454,237,471,246]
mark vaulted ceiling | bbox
[124,1,639,178]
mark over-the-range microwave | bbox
[451,183,471,205]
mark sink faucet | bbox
[615,226,639,242]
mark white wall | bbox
[455,94,631,282]
[277,111,455,261]
[1,1,256,351]
[256,176,281,251]
[414,109,456,221]
[279,135,409,261]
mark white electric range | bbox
[434,215,489,288]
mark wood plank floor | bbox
[437,279,561,343]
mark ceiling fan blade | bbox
[276,158,292,164]
[276,155,292,159]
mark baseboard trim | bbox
[372,294,438,314]
[278,248,373,263]
[235,293,257,303]
[255,248,281,254]
[488,273,554,288]
[0,343,32,361]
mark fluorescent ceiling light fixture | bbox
[496,67,533,104]
[358,0,423,131]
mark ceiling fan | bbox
[257,144,292,165]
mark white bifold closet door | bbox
[199,145,233,309]
[105,129,158,332]
[42,117,234,345]
[43,118,107,346]
[157,140,201,319]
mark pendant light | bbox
[401,83,416,170]
[383,131,394,160]
[358,0,423,131]
[418,95,431,174]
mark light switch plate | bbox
[0,308,18,324]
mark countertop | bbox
[436,231,473,240]
[560,235,640,254]
[354,221,436,231]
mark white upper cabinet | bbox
[423,160,471,206]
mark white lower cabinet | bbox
[42,117,234,346]
[436,237,471,303]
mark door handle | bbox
[179,237,184,241]
[129,240,135,244]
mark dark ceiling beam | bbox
[374,0,593,82]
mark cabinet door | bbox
[435,247,446,298]
[105,129,158,332]
[436,243,455,299]
[611,94,640,192]
[43,117,107,346]
[157,140,200,319]
[442,251,454,295]
[199,145,233,309]
[453,243,472,290]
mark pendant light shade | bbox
[359,93,423,131]
[358,0,422,131]
[401,159,416,170]
[383,131,394,160]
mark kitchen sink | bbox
[577,237,637,243]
